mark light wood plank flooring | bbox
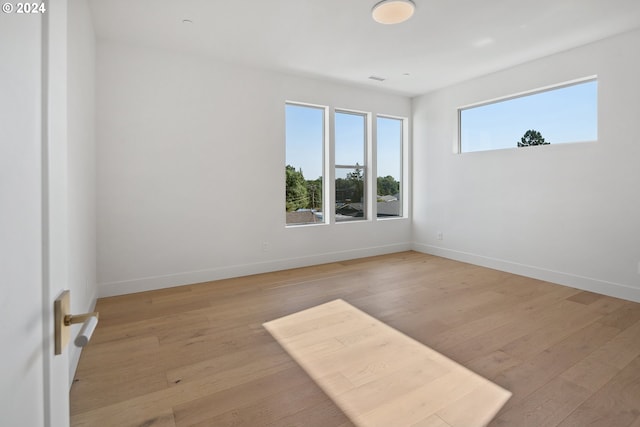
[263,299,511,427]
[70,251,640,427]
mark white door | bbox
[0,2,72,426]
[44,0,74,424]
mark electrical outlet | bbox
[637,261,640,275]
[262,241,269,252]
[436,232,443,241]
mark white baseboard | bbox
[413,243,640,303]
[97,243,413,298]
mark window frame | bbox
[457,76,598,154]
[334,109,369,222]
[284,101,329,227]
[284,102,409,227]
[375,114,405,219]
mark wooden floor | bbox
[70,251,640,427]
[264,299,511,427]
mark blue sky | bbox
[286,80,596,177]
[460,80,598,152]
[285,105,402,181]
[285,104,324,180]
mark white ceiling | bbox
[88,0,640,97]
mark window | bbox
[335,111,367,222]
[376,116,403,218]
[285,102,407,225]
[285,103,325,226]
[459,78,598,153]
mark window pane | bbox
[377,117,402,217]
[460,79,597,153]
[335,111,367,222]
[285,103,324,225]
[335,111,365,165]
[335,166,365,222]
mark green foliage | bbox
[377,175,399,196]
[347,165,363,181]
[306,178,322,210]
[336,164,364,203]
[285,166,323,211]
[518,129,550,147]
[285,165,309,211]
[286,165,399,212]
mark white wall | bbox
[67,0,97,384]
[96,41,412,297]
[0,10,46,427]
[413,29,640,302]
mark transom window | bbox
[459,78,598,153]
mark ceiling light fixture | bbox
[372,0,415,25]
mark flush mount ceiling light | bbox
[372,0,416,25]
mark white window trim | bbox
[285,102,410,227]
[376,114,408,220]
[285,101,329,227]
[334,109,371,223]
[457,75,598,154]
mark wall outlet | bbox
[262,241,269,252]
[637,261,640,275]
[436,231,443,241]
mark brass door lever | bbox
[54,290,100,355]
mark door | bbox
[43,1,73,425]
[0,10,49,425]
[0,1,72,426]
